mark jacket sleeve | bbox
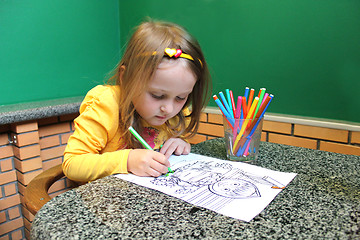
[63,86,130,182]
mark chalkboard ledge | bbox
[0,96,84,125]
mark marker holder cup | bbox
[223,116,264,164]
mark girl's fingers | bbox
[174,145,185,155]
[145,167,162,177]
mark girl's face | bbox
[133,59,197,126]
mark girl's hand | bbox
[127,149,170,177]
[160,138,191,159]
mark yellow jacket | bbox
[63,85,189,182]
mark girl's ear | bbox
[119,65,126,83]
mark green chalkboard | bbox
[119,0,360,123]
[1,0,359,123]
[0,0,120,106]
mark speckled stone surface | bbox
[0,96,82,124]
[31,139,360,239]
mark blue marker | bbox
[213,95,234,126]
[219,91,234,118]
[244,87,249,101]
[247,95,274,138]
[225,89,233,116]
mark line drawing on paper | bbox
[150,158,285,211]
[115,153,297,221]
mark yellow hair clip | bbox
[164,48,194,61]
[153,48,203,67]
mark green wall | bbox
[1,0,359,123]
[0,0,120,105]
[119,0,360,123]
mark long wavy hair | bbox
[108,20,212,148]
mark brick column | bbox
[11,121,42,239]
[0,125,26,239]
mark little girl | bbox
[63,20,212,182]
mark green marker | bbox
[160,144,174,174]
[128,127,173,175]
[128,126,152,150]
[254,88,266,117]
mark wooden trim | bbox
[24,164,65,215]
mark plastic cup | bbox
[223,116,264,164]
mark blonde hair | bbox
[108,20,212,148]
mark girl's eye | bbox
[176,96,186,101]
[151,93,164,100]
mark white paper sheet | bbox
[115,153,296,222]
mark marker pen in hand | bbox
[160,144,174,174]
[128,126,173,175]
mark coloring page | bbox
[115,153,296,222]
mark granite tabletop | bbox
[0,96,82,125]
[31,139,360,239]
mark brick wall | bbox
[0,113,78,240]
[0,110,359,239]
[189,109,360,156]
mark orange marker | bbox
[247,88,254,113]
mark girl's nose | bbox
[160,102,173,113]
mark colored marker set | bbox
[213,87,274,161]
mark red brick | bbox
[3,183,17,196]
[208,113,223,124]
[197,122,224,137]
[263,120,292,134]
[0,212,6,223]
[42,158,62,171]
[0,194,20,210]
[0,217,23,235]
[40,145,66,160]
[39,135,60,149]
[320,141,360,156]
[0,159,13,172]
[25,228,30,240]
[13,144,40,160]
[11,131,39,147]
[48,178,66,193]
[11,229,24,240]
[38,123,71,137]
[8,206,20,220]
[351,131,360,144]
[199,113,207,122]
[16,169,42,186]
[11,121,38,133]
[21,205,35,222]
[294,124,348,143]
[261,132,267,141]
[0,171,17,185]
[188,134,207,144]
[0,134,8,145]
[23,215,31,232]
[0,146,13,159]
[17,182,26,196]
[268,133,317,149]
[61,132,72,145]
[0,234,9,240]
[14,157,42,172]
